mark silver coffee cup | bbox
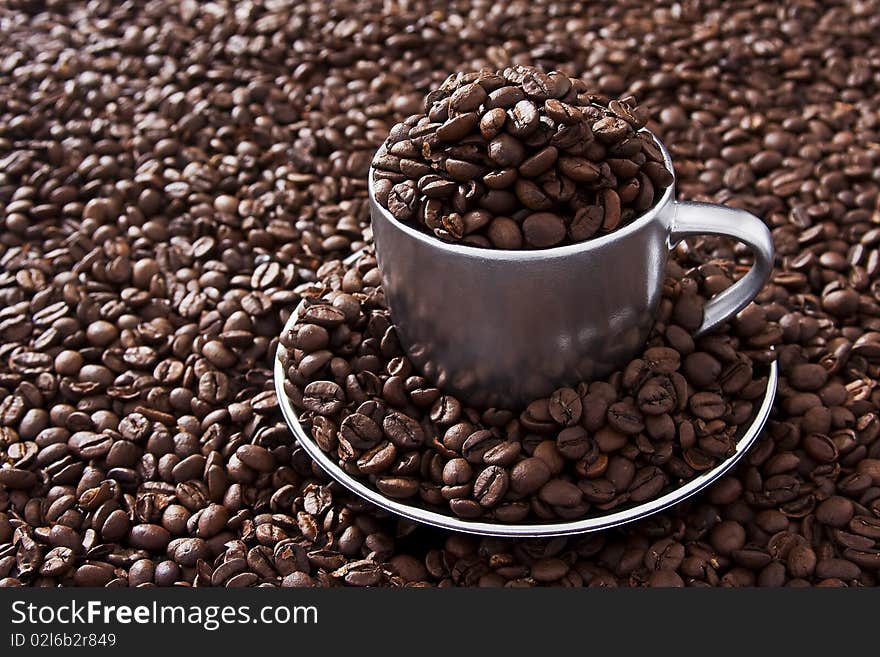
[370,133,773,408]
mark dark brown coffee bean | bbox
[558,157,599,183]
[683,352,721,388]
[128,524,171,552]
[302,381,345,415]
[357,442,397,475]
[539,479,583,507]
[488,134,525,168]
[569,206,603,241]
[437,113,479,142]
[450,82,487,112]
[607,400,644,434]
[689,392,726,420]
[486,86,525,109]
[815,496,854,528]
[510,458,551,495]
[383,412,425,449]
[789,363,828,391]
[376,476,419,499]
[508,100,539,137]
[557,426,590,460]
[473,466,508,507]
[593,117,629,144]
[519,147,558,178]
[480,108,508,139]
[340,413,383,450]
[544,99,581,124]
[487,217,523,249]
[637,377,675,416]
[523,212,566,248]
[387,181,418,221]
[445,158,484,182]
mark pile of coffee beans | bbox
[1,0,880,586]
[281,253,774,521]
[371,67,673,248]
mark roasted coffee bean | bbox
[340,413,383,450]
[473,466,509,507]
[637,377,675,415]
[510,458,552,496]
[689,393,726,420]
[383,412,425,449]
[539,479,583,507]
[128,524,171,552]
[376,476,419,499]
[302,381,345,415]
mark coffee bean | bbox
[593,117,629,144]
[376,476,419,499]
[607,400,644,434]
[637,377,676,415]
[510,458,552,495]
[450,82,487,113]
[544,99,581,125]
[357,442,397,475]
[473,466,508,507]
[480,108,507,139]
[167,538,209,567]
[644,347,680,374]
[461,429,500,464]
[128,524,171,552]
[302,381,345,415]
[442,458,473,486]
[789,363,828,391]
[548,387,582,426]
[486,217,523,249]
[557,157,599,183]
[519,147,558,178]
[488,134,525,168]
[683,352,721,388]
[557,427,590,460]
[508,100,540,137]
[486,86,525,109]
[388,181,418,221]
[383,412,425,449]
[523,212,566,248]
[437,113,479,142]
[538,479,583,507]
[689,392,726,420]
[816,496,854,528]
[340,413,383,449]
[236,445,276,473]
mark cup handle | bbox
[670,201,774,337]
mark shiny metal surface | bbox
[370,133,774,408]
[274,293,778,538]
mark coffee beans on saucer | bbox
[371,66,674,249]
[280,251,776,522]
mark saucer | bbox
[274,251,778,538]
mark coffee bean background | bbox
[281,253,775,522]
[0,0,879,586]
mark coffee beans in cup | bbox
[280,251,776,522]
[371,66,674,249]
